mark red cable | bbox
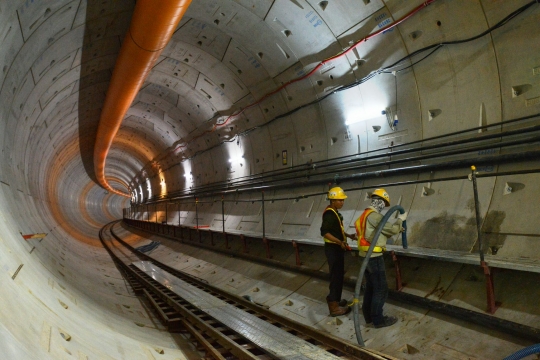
[168,0,435,156]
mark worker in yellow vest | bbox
[320,187,358,316]
[355,188,407,328]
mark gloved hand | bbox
[397,211,408,221]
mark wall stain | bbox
[409,211,477,251]
[476,210,507,254]
[409,210,507,253]
[466,198,476,212]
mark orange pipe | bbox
[107,176,129,191]
[94,0,192,197]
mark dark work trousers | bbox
[362,255,388,325]
[325,243,345,302]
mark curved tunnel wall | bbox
[131,0,540,261]
[1,0,540,359]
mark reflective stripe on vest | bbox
[322,206,345,244]
[355,208,385,253]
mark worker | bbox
[355,188,407,328]
[320,186,358,316]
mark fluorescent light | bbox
[229,155,243,164]
[345,109,384,126]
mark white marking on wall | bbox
[526,96,540,107]
[378,129,408,141]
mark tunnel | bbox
[1,0,540,359]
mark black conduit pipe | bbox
[470,166,485,262]
[152,128,540,200]
[353,205,406,346]
[156,116,540,199]
[232,132,540,193]
[221,120,540,189]
[143,148,540,205]
[159,113,540,196]
[193,149,540,200]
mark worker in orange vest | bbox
[355,188,407,328]
[320,187,358,316]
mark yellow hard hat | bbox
[328,187,347,200]
[371,188,390,206]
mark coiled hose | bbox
[353,205,406,346]
[503,344,540,360]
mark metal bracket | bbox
[224,232,230,249]
[263,237,272,259]
[241,234,248,253]
[481,261,501,314]
[391,251,403,291]
[292,241,302,266]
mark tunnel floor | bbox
[113,223,535,360]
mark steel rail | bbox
[99,223,266,359]
[101,222,393,360]
[122,217,540,342]
[130,265,268,359]
[122,218,540,344]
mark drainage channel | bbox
[99,221,393,360]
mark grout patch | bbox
[40,322,51,352]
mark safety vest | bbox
[355,208,385,253]
[322,206,345,244]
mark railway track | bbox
[99,221,394,360]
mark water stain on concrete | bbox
[410,210,507,253]
[466,198,476,212]
[474,210,507,254]
[409,211,477,251]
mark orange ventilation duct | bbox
[94,0,192,197]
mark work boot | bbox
[362,308,372,325]
[338,299,349,307]
[374,315,398,328]
[327,300,351,317]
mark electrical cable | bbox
[159,112,540,200]
[240,0,537,143]
[385,45,443,74]
[209,0,437,129]
[139,0,538,193]
[159,0,437,160]
[384,0,537,73]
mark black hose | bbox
[353,205,405,346]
